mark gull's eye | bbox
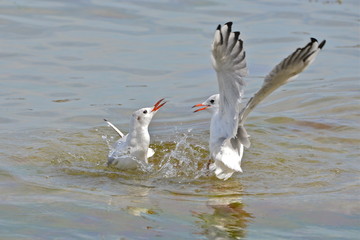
[210,99,215,104]
[143,110,148,114]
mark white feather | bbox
[200,23,325,180]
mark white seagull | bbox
[193,22,326,180]
[105,98,166,169]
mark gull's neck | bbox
[128,123,149,139]
[209,107,226,143]
[210,106,219,116]
[127,122,150,147]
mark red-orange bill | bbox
[192,104,209,112]
[152,98,166,112]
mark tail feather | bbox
[210,160,242,181]
[210,142,244,180]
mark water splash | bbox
[103,128,210,180]
[155,130,209,179]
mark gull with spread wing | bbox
[193,22,326,180]
[105,98,166,169]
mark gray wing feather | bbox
[239,38,326,124]
[212,22,248,138]
[235,125,251,148]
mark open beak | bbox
[192,103,209,113]
[151,98,167,112]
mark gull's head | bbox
[192,94,219,113]
[131,98,166,127]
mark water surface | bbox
[0,0,359,239]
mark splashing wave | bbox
[103,128,211,180]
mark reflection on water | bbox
[1,0,360,239]
[191,180,254,239]
[194,200,254,239]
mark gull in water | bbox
[105,98,166,169]
[193,22,326,180]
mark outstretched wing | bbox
[239,38,326,124]
[104,119,125,138]
[212,22,248,138]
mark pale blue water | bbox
[0,0,359,239]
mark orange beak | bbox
[151,98,167,112]
[192,103,209,113]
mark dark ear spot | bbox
[137,116,141,121]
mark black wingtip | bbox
[225,21,233,31]
[319,40,326,49]
[238,39,243,49]
[233,31,240,40]
[218,25,223,45]
[310,37,318,43]
[310,37,326,49]
[216,24,221,31]
[104,118,108,122]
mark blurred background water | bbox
[0,0,359,239]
